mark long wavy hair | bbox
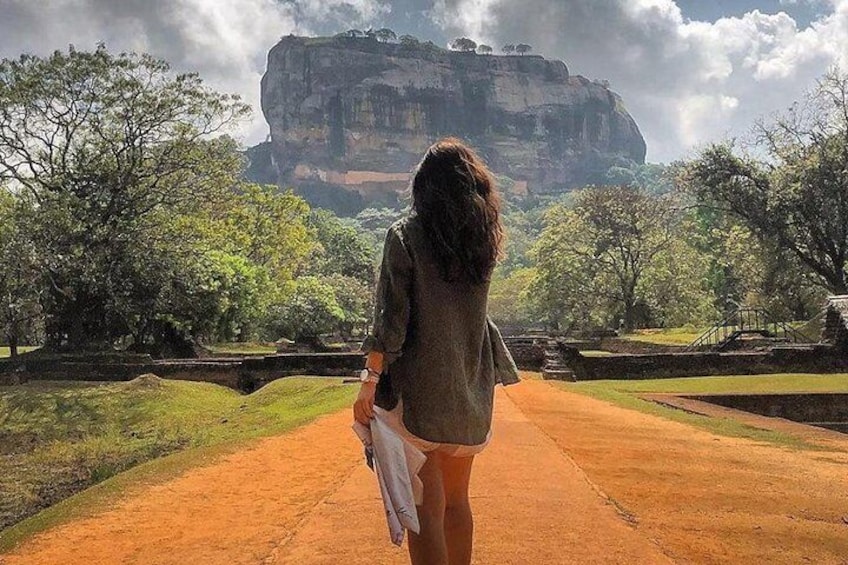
[411,138,505,284]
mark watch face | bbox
[359,369,370,381]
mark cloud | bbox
[2,0,846,161]
[431,0,848,161]
[0,0,387,145]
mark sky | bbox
[1,0,846,162]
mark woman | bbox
[353,138,520,565]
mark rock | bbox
[126,373,164,389]
[258,35,646,212]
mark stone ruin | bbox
[822,295,848,351]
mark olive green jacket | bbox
[362,216,520,446]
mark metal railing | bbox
[685,307,813,352]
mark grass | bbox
[206,342,277,355]
[0,376,357,550]
[579,350,616,357]
[621,327,706,346]
[558,373,848,449]
[0,346,40,358]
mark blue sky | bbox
[1,0,846,161]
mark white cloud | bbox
[0,0,386,145]
[431,0,848,161]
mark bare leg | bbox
[408,452,448,565]
[440,454,475,565]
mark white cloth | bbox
[353,407,427,546]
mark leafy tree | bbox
[515,44,533,55]
[531,186,685,331]
[265,276,345,343]
[0,190,42,357]
[199,184,315,285]
[450,38,478,52]
[339,29,364,38]
[488,268,539,328]
[687,202,823,321]
[0,46,250,350]
[308,209,375,283]
[375,28,397,43]
[353,207,406,252]
[685,68,848,294]
[477,44,493,55]
[502,44,516,55]
[320,274,373,338]
[605,162,674,195]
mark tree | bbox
[265,276,345,344]
[502,44,516,55]
[449,38,478,52]
[308,210,375,283]
[320,274,372,338]
[477,44,493,55]
[515,44,533,56]
[0,46,250,350]
[374,28,397,43]
[353,207,406,252]
[140,184,315,347]
[605,162,674,195]
[212,184,315,285]
[0,190,42,357]
[399,34,419,46]
[488,268,539,328]
[685,68,848,294]
[531,186,683,331]
[340,29,364,38]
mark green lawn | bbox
[0,376,356,549]
[558,373,848,449]
[0,346,40,358]
[579,350,616,357]
[621,327,706,346]
[206,342,277,355]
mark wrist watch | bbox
[359,368,381,384]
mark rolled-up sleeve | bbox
[361,224,413,364]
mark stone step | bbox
[542,368,575,382]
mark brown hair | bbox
[411,138,505,284]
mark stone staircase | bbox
[542,340,575,381]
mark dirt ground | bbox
[2,379,847,564]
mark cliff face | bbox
[260,35,646,209]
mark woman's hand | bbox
[353,381,377,425]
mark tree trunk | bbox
[8,332,18,359]
[831,274,848,296]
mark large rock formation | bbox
[259,35,646,212]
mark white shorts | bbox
[385,398,491,458]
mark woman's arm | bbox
[353,351,384,424]
[354,225,412,424]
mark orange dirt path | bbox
[3,379,847,564]
[508,381,848,565]
[2,383,671,565]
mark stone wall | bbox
[596,337,685,354]
[558,343,848,381]
[822,303,848,351]
[688,393,848,424]
[502,338,546,370]
[0,353,366,392]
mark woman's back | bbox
[377,214,498,446]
